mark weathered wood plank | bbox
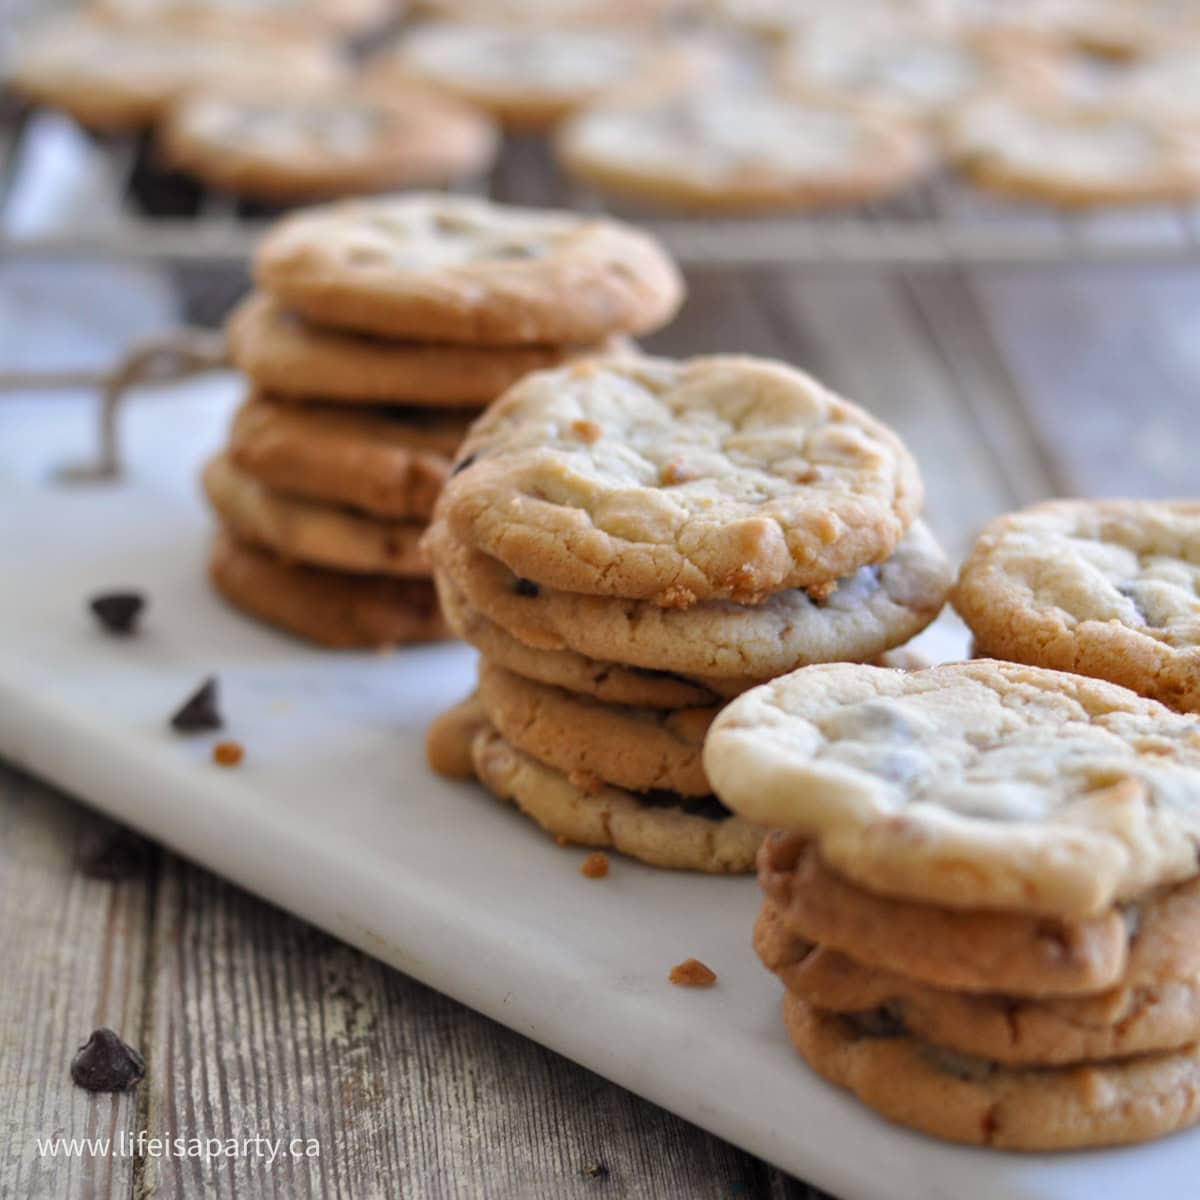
[140,856,781,1200]
[965,265,1200,499]
[0,763,154,1200]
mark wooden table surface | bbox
[3,257,1198,1200]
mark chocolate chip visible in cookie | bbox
[953,499,1200,712]
[704,660,1200,917]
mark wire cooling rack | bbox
[5,94,1200,270]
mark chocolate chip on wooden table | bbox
[70,1028,145,1092]
[78,823,154,880]
[88,591,146,634]
[169,676,222,733]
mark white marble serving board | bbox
[1,378,1195,1200]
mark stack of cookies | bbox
[705,658,1200,1150]
[206,192,684,647]
[953,499,1200,713]
[425,354,953,872]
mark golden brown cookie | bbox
[226,293,630,407]
[757,834,1132,997]
[948,90,1200,207]
[470,724,762,873]
[476,660,716,796]
[704,660,1200,918]
[556,86,931,212]
[253,193,684,345]
[208,531,448,649]
[438,355,926,605]
[953,499,1200,713]
[426,692,488,780]
[782,992,1200,1150]
[160,82,498,202]
[227,394,472,522]
[756,901,1200,1066]
[96,0,392,36]
[10,13,340,132]
[202,454,429,577]
[371,24,680,130]
[437,568,752,707]
[425,519,949,676]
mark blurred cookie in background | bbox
[9,11,342,133]
[777,19,1059,122]
[92,0,400,38]
[367,23,693,129]
[558,85,932,212]
[159,82,497,202]
[948,88,1200,206]
[411,0,674,27]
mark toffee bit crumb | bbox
[570,418,603,444]
[511,577,540,598]
[78,825,154,880]
[212,740,244,768]
[660,458,697,485]
[655,584,696,610]
[669,958,717,988]
[805,578,839,604]
[88,591,145,635]
[70,1028,145,1092]
[580,852,609,879]
[170,676,222,733]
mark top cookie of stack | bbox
[207,192,684,648]
[424,354,952,872]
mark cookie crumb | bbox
[660,458,696,485]
[655,584,696,610]
[70,1028,145,1092]
[669,958,717,988]
[212,740,244,768]
[580,1161,610,1180]
[375,642,396,658]
[553,834,571,847]
[170,677,222,733]
[580,852,609,878]
[570,418,603,444]
[88,590,146,635]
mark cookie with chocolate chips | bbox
[954,499,1200,712]
[782,992,1200,1151]
[423,517,951,679]
[469,724,761,873]
[253,193,684,345]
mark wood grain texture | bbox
[965,265,1200,500]
[140,856,782,1200]
[0,763,155,1200]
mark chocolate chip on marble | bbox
[88,591,146,635]
[170,676,222,733]
[70,1028,145,1092]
